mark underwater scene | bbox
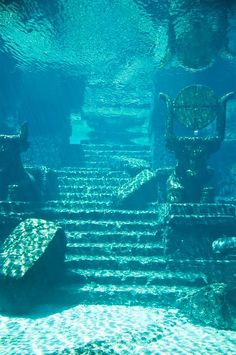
[0,0,236,354]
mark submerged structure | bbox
[0,88,235,330]
[0,0,236,353]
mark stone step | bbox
[57,176,129,186]
[84,161,119,169]
[156,203,236,217]
[66,242,164,257]
[67,231,159,243]
[65,255,235,279]
[40,209,159,222]
[48,200,113,210]
[44,202,158,214]
[58,185,119,194]
[83,150,151,160]
[65,255,168,271]
[45,201,113,209]
[83,159,150,169]
[57,192,113,202]
[57,182,127,193]
[57,168,130,179]
[81,162,131,170]
[83,156,151,165]
[168,214,236,227]
[58,220,159,233]
[65,269,207,287]
[81,144,150,152]
[53,283,199,308]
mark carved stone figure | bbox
[0,122,39,201]
[160,85,234,203]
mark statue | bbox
[0,122,39,201]
[160,85,234,203]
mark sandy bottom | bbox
[0,305,235,354]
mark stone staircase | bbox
[1,143,235,309]
[40,144,212,308]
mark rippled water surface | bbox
[1,0,235,108]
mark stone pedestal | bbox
[157,203,236,260]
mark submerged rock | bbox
[212,237,236,255]
[178,283,236,330]
[0,218,66,314]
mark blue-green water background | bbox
[0,1,236,354]
[1,0,236,143]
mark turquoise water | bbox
[1,0,236,138]
[0,1,236,354]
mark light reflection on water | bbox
[1,0,236,112]
[0,305,235,354]
[0,0,158,76]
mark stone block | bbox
[114,169,157,209]
[178,283,236,330]
[0,218,66,314]
[157,203,236,258]
[111,156,149,176]
[213,237,236,256]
